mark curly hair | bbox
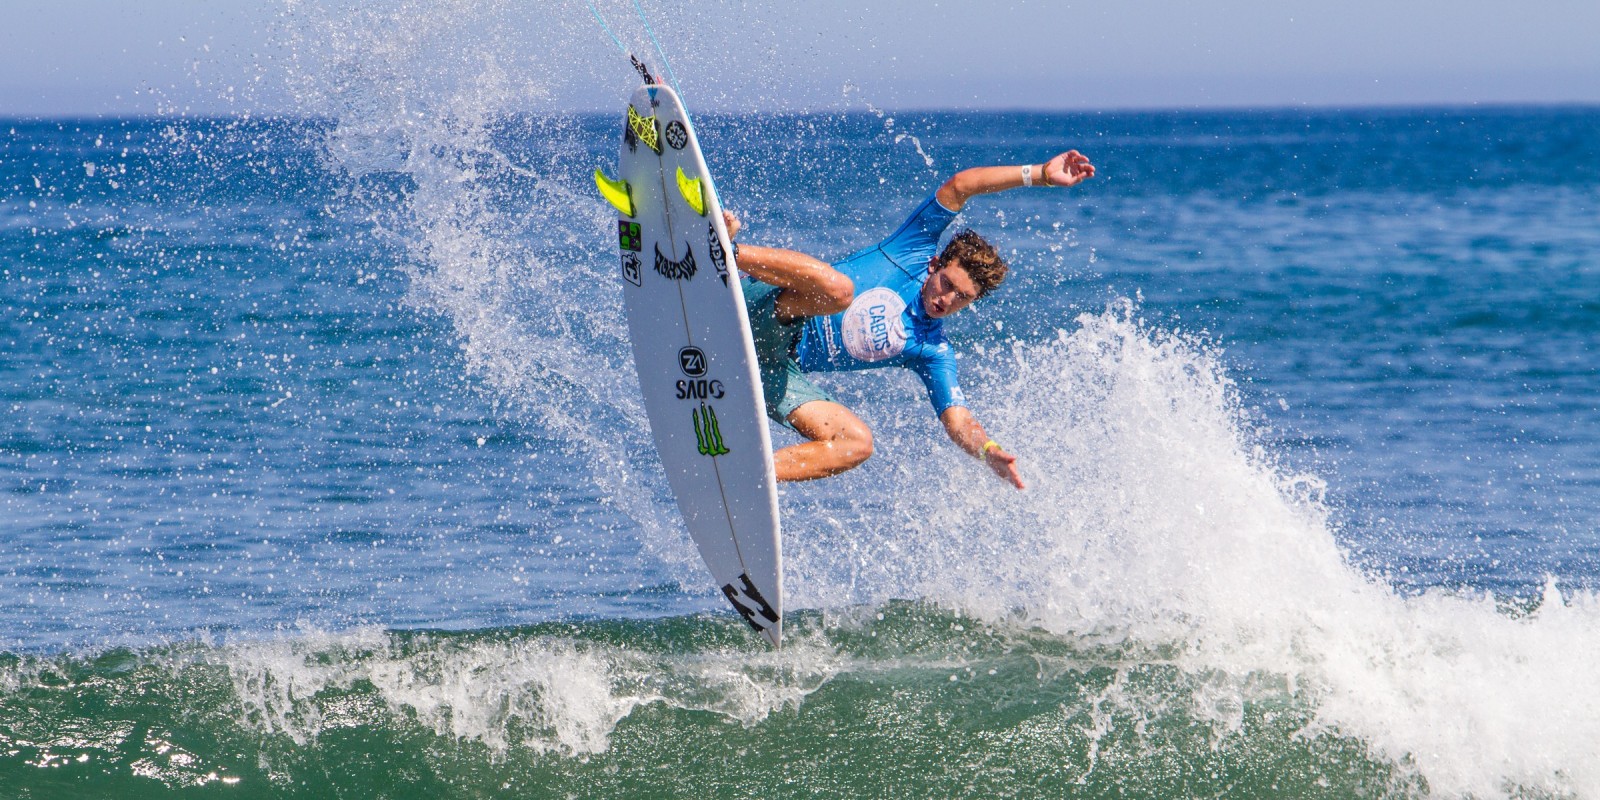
[936,229,1007,298]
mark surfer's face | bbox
[922,259,980,319]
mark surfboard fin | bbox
[676,166,706,216]
[594,169,635,218]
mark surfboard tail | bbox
[720,571,781,647]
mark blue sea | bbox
[4,13,1600,799]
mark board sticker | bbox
[628,106,661,154]
[665,120,688,150]
[707,224,729,286]
[620,252,642,286]
[722,573,779,631]
[693,403,730,456]
[679,346,707,377]
[653,242,697,280]
[618,221,642,252]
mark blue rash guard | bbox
[794,191,967,415]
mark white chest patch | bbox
[841,287,908,362]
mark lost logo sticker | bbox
[664,120,688,150]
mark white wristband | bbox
[1021,164,1033,187]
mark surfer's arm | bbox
[935,150,1096,212]
[940,406,1025,490]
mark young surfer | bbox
[727,149,1096,490]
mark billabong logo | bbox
[693,403,729,456]
[721,573,779,632]
[840,287,907,362]
[654,242,697,280]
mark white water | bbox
[881,306,1600,798]
[267,2,1600,796]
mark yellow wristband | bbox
[982,440,1001,457]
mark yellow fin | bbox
[594,168,634,217]
[676,166,706,216]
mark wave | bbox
[3,592,1593,798]
[0,609,1406,797]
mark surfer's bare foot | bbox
[722,210,741,239]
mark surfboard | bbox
[596,84,783,647]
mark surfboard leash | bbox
[584,0,630,58]
[630,55,656,85]
[629,0,682,91]
[582,0,678,90]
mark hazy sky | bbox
[3,0,1598,116]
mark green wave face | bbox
[0,606,1423,799]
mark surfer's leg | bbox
[774,400,874,481]
[735,243,853,322]
[743,275,866,483]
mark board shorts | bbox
[742,278,835,428]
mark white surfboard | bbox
[597,83,783,647]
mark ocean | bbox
[3,17,1600,799]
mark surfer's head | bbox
[922,229,1007,318]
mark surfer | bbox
[727,150,1096,490]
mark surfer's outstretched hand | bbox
[985,446,1026,490]
[1043,150,1096,188]
[721,210,741,240]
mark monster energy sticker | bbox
[721,573,779,631]
[707,224,729,286]
[618,221,642,252]
[664,120,688,150]
[693,403,729,457]
[620,252,641,286]
[654,242,697,281]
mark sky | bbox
[2,0,1599,116]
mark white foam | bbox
[222,626,843,756]
[274,0,701,577]
[779,302,1600,798]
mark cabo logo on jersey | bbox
[840,287,907,362]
